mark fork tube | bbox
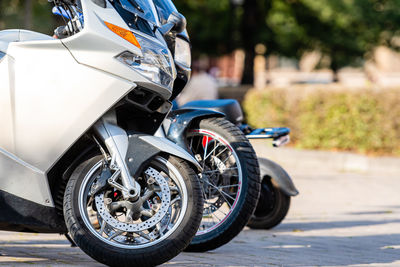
[93,117,140,200]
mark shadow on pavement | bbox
[348,210,396,215]
[254,233,400,266]
[0,239,99,266]
[278,219,400,231]
[204,227,400,267]
[0,239,69,245]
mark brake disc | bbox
[94,167,171,232]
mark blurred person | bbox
[177,61,219,106]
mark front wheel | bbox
[63,155,203,267]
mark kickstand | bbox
[64,233,77,247]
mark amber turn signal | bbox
[104,21,141,48]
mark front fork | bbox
[93,113,141,200]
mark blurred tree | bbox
[176,0,400,84]
[0,0,3,28]
[276,0,400,81]
[25,0,33,30]
[175,0,273,84]
[0,0,56,34]
[277,0,383,81]
[174,0,233,57]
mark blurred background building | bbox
[172,0,400,90]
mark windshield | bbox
[112,0,188,39]
[119,0,158,25]
[110,0,156,37]
[152,0,178,25]
[152,0,189,39]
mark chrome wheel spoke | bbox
[222,152,233,164]
[217,184,240,189]
[203,179,236,202]
[136,230,151,241]
[202,167,238,174]
[211,209,222,223]
[99,219,107,236]
[170,196,181,206]
[108,230,124,241]
[204,142,221,161]
[214,146,229,159]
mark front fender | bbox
[165,108,225,148]
[258,157,299,197]
[125,134,202,177]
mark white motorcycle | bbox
[0,0,204,266]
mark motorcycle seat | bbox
[0,30,53,53]
[181,99,244,125]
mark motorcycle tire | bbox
[247,159,291,229]
[184,117,260,252]
[63,154,203,267]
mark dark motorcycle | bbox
[179,99,299,229]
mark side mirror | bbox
[159,12,187,36]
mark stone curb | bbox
[251,140,400,175]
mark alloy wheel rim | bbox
[78,156,188,249]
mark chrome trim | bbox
[245,127,290,140]
[272,135,291,147]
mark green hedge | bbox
[243,87,400,156]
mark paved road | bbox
[1,151,399,266]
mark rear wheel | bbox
[247,177,291,230]
[185,117,260,252]
[63,154,203,267]
[247,158,292,230]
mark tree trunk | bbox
[242,48,256,85]
[330,52,339,83]
[227,2,235,53]
[240,0,258,85]
[0,0,3,23]
[24,0,33,30]
[240,0,271,85]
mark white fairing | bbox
[62,0,172,99]
[0,0,171,206]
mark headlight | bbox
[175,37,191,69]
[116,34,176,90]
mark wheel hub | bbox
[94,167,171,232]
